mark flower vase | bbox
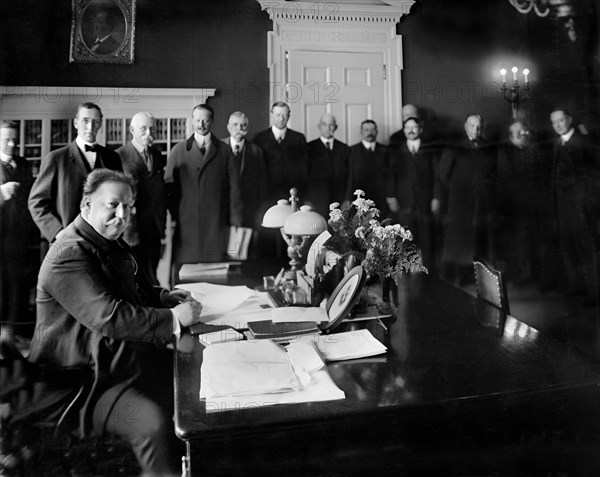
[377,274,396,315]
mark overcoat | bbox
[165,135,242,263]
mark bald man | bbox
[306,114,350,217]
[117,112,167,282]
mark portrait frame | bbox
[321,265,366,332]
[69,0,136,64]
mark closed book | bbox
[247,320,320,340]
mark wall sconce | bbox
[499,66,531,120]
[262,188,327,280]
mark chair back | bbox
[473,259,510,315]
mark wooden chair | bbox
[0,340,139,476]
[473,258,510,315]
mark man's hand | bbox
[161,289,192,308]
[1,181,20,200]
[431,198,441,215]
[172,299,203,328]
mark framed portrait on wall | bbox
[69,0,136,64]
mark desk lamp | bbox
[262,188,327,280]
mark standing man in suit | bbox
[0,121,38,338]
[387,117,442,270]
[549,108,599,303]
[254,101,309,203]
[165,104,242,282]
[439,114,497,285]
[347,119,390,216]
[28,102,122,244]
[117,112,166,283]
[306,114,350,217]
[222,111,267,258]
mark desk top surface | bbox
[173,262,600,440]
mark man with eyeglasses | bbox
[28,102,122,244]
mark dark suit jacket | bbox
[346,142,389,211]
[221,137,268,228]
[306,138,350,217]
[28,214,173,437]
[439,138,497,264]
[28,141,122,242]
[254,128,309,203]
[388,142,442,215]
[89,34,122,55]
[165,135,242,263]
[116,142,167,247]
[1,155,37,251]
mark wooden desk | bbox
[174,266,600,476]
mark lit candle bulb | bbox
[500,68,507,84]
[523,68,530,84]
[512,66,519,81]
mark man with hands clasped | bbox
[28,169,202,476]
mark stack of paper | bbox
[200,339,345,412]
[301,329,387,361]
[197,328,244,347]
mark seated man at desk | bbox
[28,169,203,476]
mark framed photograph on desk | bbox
[70,0,136,64]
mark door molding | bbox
[256,0,415,142]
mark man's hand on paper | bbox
[162,288,192,307]
[171,295,203,328]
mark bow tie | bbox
[85,144,97,152]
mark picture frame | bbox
[69,0,136,64]
[320,265,366,332]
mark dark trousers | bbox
[93,385,178,476]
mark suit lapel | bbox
[197,138,217,177]
[69,142,90,177]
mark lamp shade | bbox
[283,205,327,236]
[262,199,293,228]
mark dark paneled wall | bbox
[1,0,597,142]
[0,0,271,137]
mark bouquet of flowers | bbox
[327,190,427,285]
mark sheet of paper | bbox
[200,341,301,398]
[286,340,325,387]
[204,369,345,413]
[301,329,387,362]
[176,282,255,321]
[269,307,329,324]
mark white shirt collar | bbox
[407,138,421,151]
[230,137,245,150]
[1,151,14,164]
[131,138,147,154]
[75,135,96,153]
[561,128,575,144]
[320,137,334,148]
[194,131,211,148]
[272,125,287,141]
[362,140,375,151]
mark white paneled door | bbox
[287,50,386,145]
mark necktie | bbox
[143,149,153,172]
[277,136,283,145]
[327,141,332,150]
[85,144,97,152]
[234,144,240,156]
[200,144,206,155]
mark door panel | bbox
[288,50,385,145]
